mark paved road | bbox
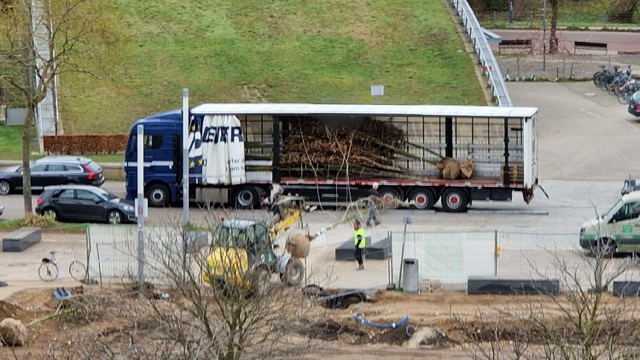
[1,81,638,232]
[2,81,639,295]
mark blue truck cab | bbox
[125,110,182,207]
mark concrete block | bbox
[467,276,559,295]
[2,227,42,252]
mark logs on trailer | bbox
[436,157,475,180]
[280,115,474,180]
[281,116,407,178]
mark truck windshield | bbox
[601,198,624,219]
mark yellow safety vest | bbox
[353,228,366,249]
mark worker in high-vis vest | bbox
[353,219,366,270]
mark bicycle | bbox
[38,250,87,282]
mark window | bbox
[76,190,101,202]
[614,201,640,221]
[127,134,163,153]
[47,164,65,172]
[31,164,46,172]
[58,189,75,199]
[144,134,162,150]
[86,161,102,172]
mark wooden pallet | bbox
[500,163,524,183]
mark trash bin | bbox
[402,258,419,293]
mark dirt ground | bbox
[1,283,640,359]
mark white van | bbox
[579,191,640,254]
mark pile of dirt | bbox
[353,324,412,346]
[0,301,22,321]
[298,318,425,346]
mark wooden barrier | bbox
[498,39,533,53]
[574,41,607,54]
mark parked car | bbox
[35,185,136,224]
[0,200,4,217]
[628,91,640,117]
[0,156,104,196]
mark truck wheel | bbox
[283,258,304,286]
[408,188,436,210]
[377,187,402,208]
[232,186,258,209]
[146,184,170,207]
[441,188,468,212]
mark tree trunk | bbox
[549,0,559,54]
[22,103,34,218]
[608,0,640,22]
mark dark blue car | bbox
[36,185,136,224]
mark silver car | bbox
[0,200,4,217]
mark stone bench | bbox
[2,227,42,252]
[335,235,391,260]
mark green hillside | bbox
[58,0,486,134]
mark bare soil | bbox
[2,285,640,359]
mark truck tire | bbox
[377,187,402,207]
[441,188,468,212]
[232,186,259,209]
[408,188,436,210]
[146,183,170,207]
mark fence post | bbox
[397,217,412,289]
[387,230,395,290]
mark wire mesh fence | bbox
[81,225,640,293]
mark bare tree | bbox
[91,212,310,359]
[0,0,121,216]
[608,0,640,22]
[548,0,559,54]
[457,207,640,359]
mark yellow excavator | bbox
[202,196,308,292]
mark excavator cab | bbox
[203,220,276,287]
[203,210,305,290]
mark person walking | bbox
[353,220,366,270]
[366,183,381,226]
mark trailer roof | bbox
[190,103,538,118]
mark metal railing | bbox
[450,0,513,107]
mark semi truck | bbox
[124,103,539,212]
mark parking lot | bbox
[1,79,640,298]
